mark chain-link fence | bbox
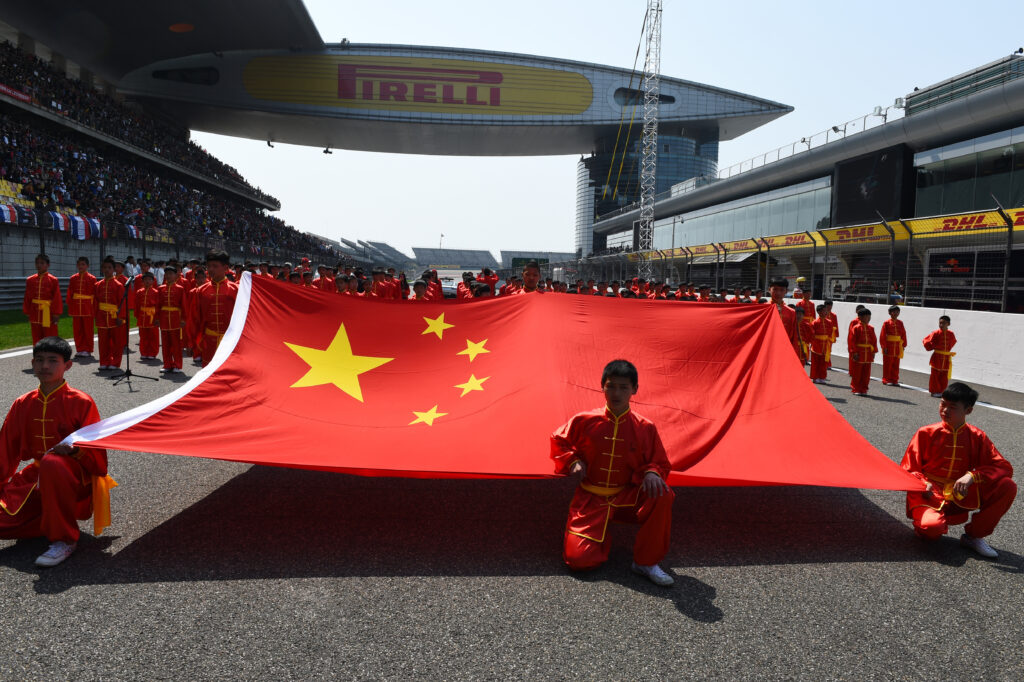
[532,205,1024,312]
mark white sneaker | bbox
[35,541,77,567]
[171,368,183,373]
[631,562,674,587]
[960,533,998,558]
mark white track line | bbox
[858,373,1024,417]
[0,329,140,360]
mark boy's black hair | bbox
[942,381,978,408]
[601,359,639,388]
[206,249,230,265]
[77,256,89,265]
[141,271,155,280]
[769,277,788,288]
[888,305,900,312]
[413,279,427,289]
[858,308,871,318]
[816,304,826,313]
[939,315,951,323]
[523,260,541,272]
[289,272,301,280]
[35,253,50,264]
[34,336,72,362]
[823,298,834,305]
[164,265,178,273]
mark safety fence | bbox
[517,205,1024,313]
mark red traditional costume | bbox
[923,329,956,395]
[66,271,97,353]
[880,318,908,385]
[797,297,815,321]
[773,302,799,358]
[827,311,839,368]
[551,407,673,570]
[797,317,814,365]
[23,272,62,344]
[0,382,113,542]
[847,320,877,394]
[901,422,1016,539]
[476,271,499,295]
[134,284,161,358]
[193,277,238,367]
[809,317,833,381]
[93,276,126,368]
[158,281,186,371]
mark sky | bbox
[191,0,1021,259]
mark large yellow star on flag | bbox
[457,339,489,362]
[409,405,447,426]
[422,313,454,340]
[284,323,393,401]
[454,374,489,397]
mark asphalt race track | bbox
[1,342,1022,680]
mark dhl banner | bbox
[721,239,759,253]
[243,55,593,116]
[819,222,907,244]
[903,208,1024,237]
[757,233,823,250]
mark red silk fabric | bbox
[69,274,922,491]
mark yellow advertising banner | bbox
[819,223,895,244]
[758,233,817,250]
[243,55,593,116]
[904,210,1005,236]
[687,243,719,256]
[721,239,759,253]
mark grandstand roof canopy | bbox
[412,248,499,268]
[0,4,791,156]
[0,0,323,82]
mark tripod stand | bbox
[111,274,158,389]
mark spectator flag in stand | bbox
[88,217,101,238]
[65,274,923,492]
[49,212,70,232]
[69,215,89,240]
[0,204,16,223]
[126,224,140,239]
[15,205,36,226]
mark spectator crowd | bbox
[0,40,274,203]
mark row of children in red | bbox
[24,251,239,374]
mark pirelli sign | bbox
[243,55,593,116]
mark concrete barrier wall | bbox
[807,299,1024,394]
[0,225,206,279]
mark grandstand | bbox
[411,248,500,269]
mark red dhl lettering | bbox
[339,64,502,106]
[835,226,878,241]
[690,246,715,254]
[939,214,992,231]
[1012,210,1024,227]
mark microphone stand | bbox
[112,274,158,389]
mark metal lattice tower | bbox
[636,0,662,280]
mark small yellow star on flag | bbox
[457,339,489,362]
[454,374,489,397]
[284,323,393,401]
[422,313,454,340]
[409,405,447,426]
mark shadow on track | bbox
[12,466,1005,596]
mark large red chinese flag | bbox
[68,274,921,490]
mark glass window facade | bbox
[914,126,1024,216]
[644,177,832,249]
[575,132,718,255]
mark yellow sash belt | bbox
[32,299,51,327]
[160,306,181,312]
[886,335,905,358]
[91,474,118,536]
[934,349,956,379]
[99,302,118,316]
[140,306,156,320]
[581,482,626,497]
[205,327,224,338]
[73,293,93,300]
[813,334,832,361]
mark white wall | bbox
[804,300,1024,393]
